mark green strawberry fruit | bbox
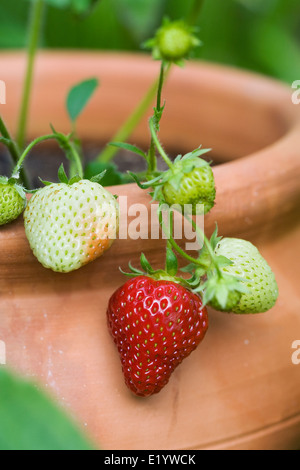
[24,179,119,273]
[214,238,279,314]
[162,156,216,215]
[208,286,242,313]
[0,179,26,226]
[145,19,201,64]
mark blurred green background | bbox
[1,0,300,84]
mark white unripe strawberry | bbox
[214,238,279,314]
[24,180,119,273]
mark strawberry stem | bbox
[12,134,55,178]
[159,208,207,269]
[17,0,45,150]
[149,118,173,170]
[188,217,223,278]
[97,64,171,165]
[0,115,30,188]
[158,207,224,283]
[12,133,84,180]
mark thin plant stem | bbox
[17,0,44,150]
[66,141,84,179]
[156,62,168,112]
[159,209,205,268]
[159,208,222,276]
[149,118,173,169]
[97,74,159,164]
[97,63,171,165]
[12,134,84,181]
[12,134,55,177]
[0,116,30,187]
[147,62,170,174]
[188,217,223,277]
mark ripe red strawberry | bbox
[107,275,208,397]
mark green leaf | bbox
[90,170,107,184]
[109,142,147,160]
[66,78,99,123]
[0,368,94,451]
[111,0,165,43]
[84,161,122,187]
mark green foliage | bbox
[26,0,100,15]
[0,0,299,82]
[0,368,94,450]
[84,161,123,186]
[66,78,99,123]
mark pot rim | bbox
[1,50,300,238]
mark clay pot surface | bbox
[0,52,300,450]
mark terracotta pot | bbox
[0,51,300,450]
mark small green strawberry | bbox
[144,18,201,65]
[180,226,278,314]
[0,177,27,226]
[213,238,279,314]
[24,167,119,273]
[161,153,216,215]
[131,146,216,216]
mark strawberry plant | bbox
[0,0,280,406]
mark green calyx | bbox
[120,248,199,291]
[198,273,249,312]
[39,163,107,188]
[161,152,215,215]
[144,18,202,65]
[130,147,215,216]
[182,226,250,311]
